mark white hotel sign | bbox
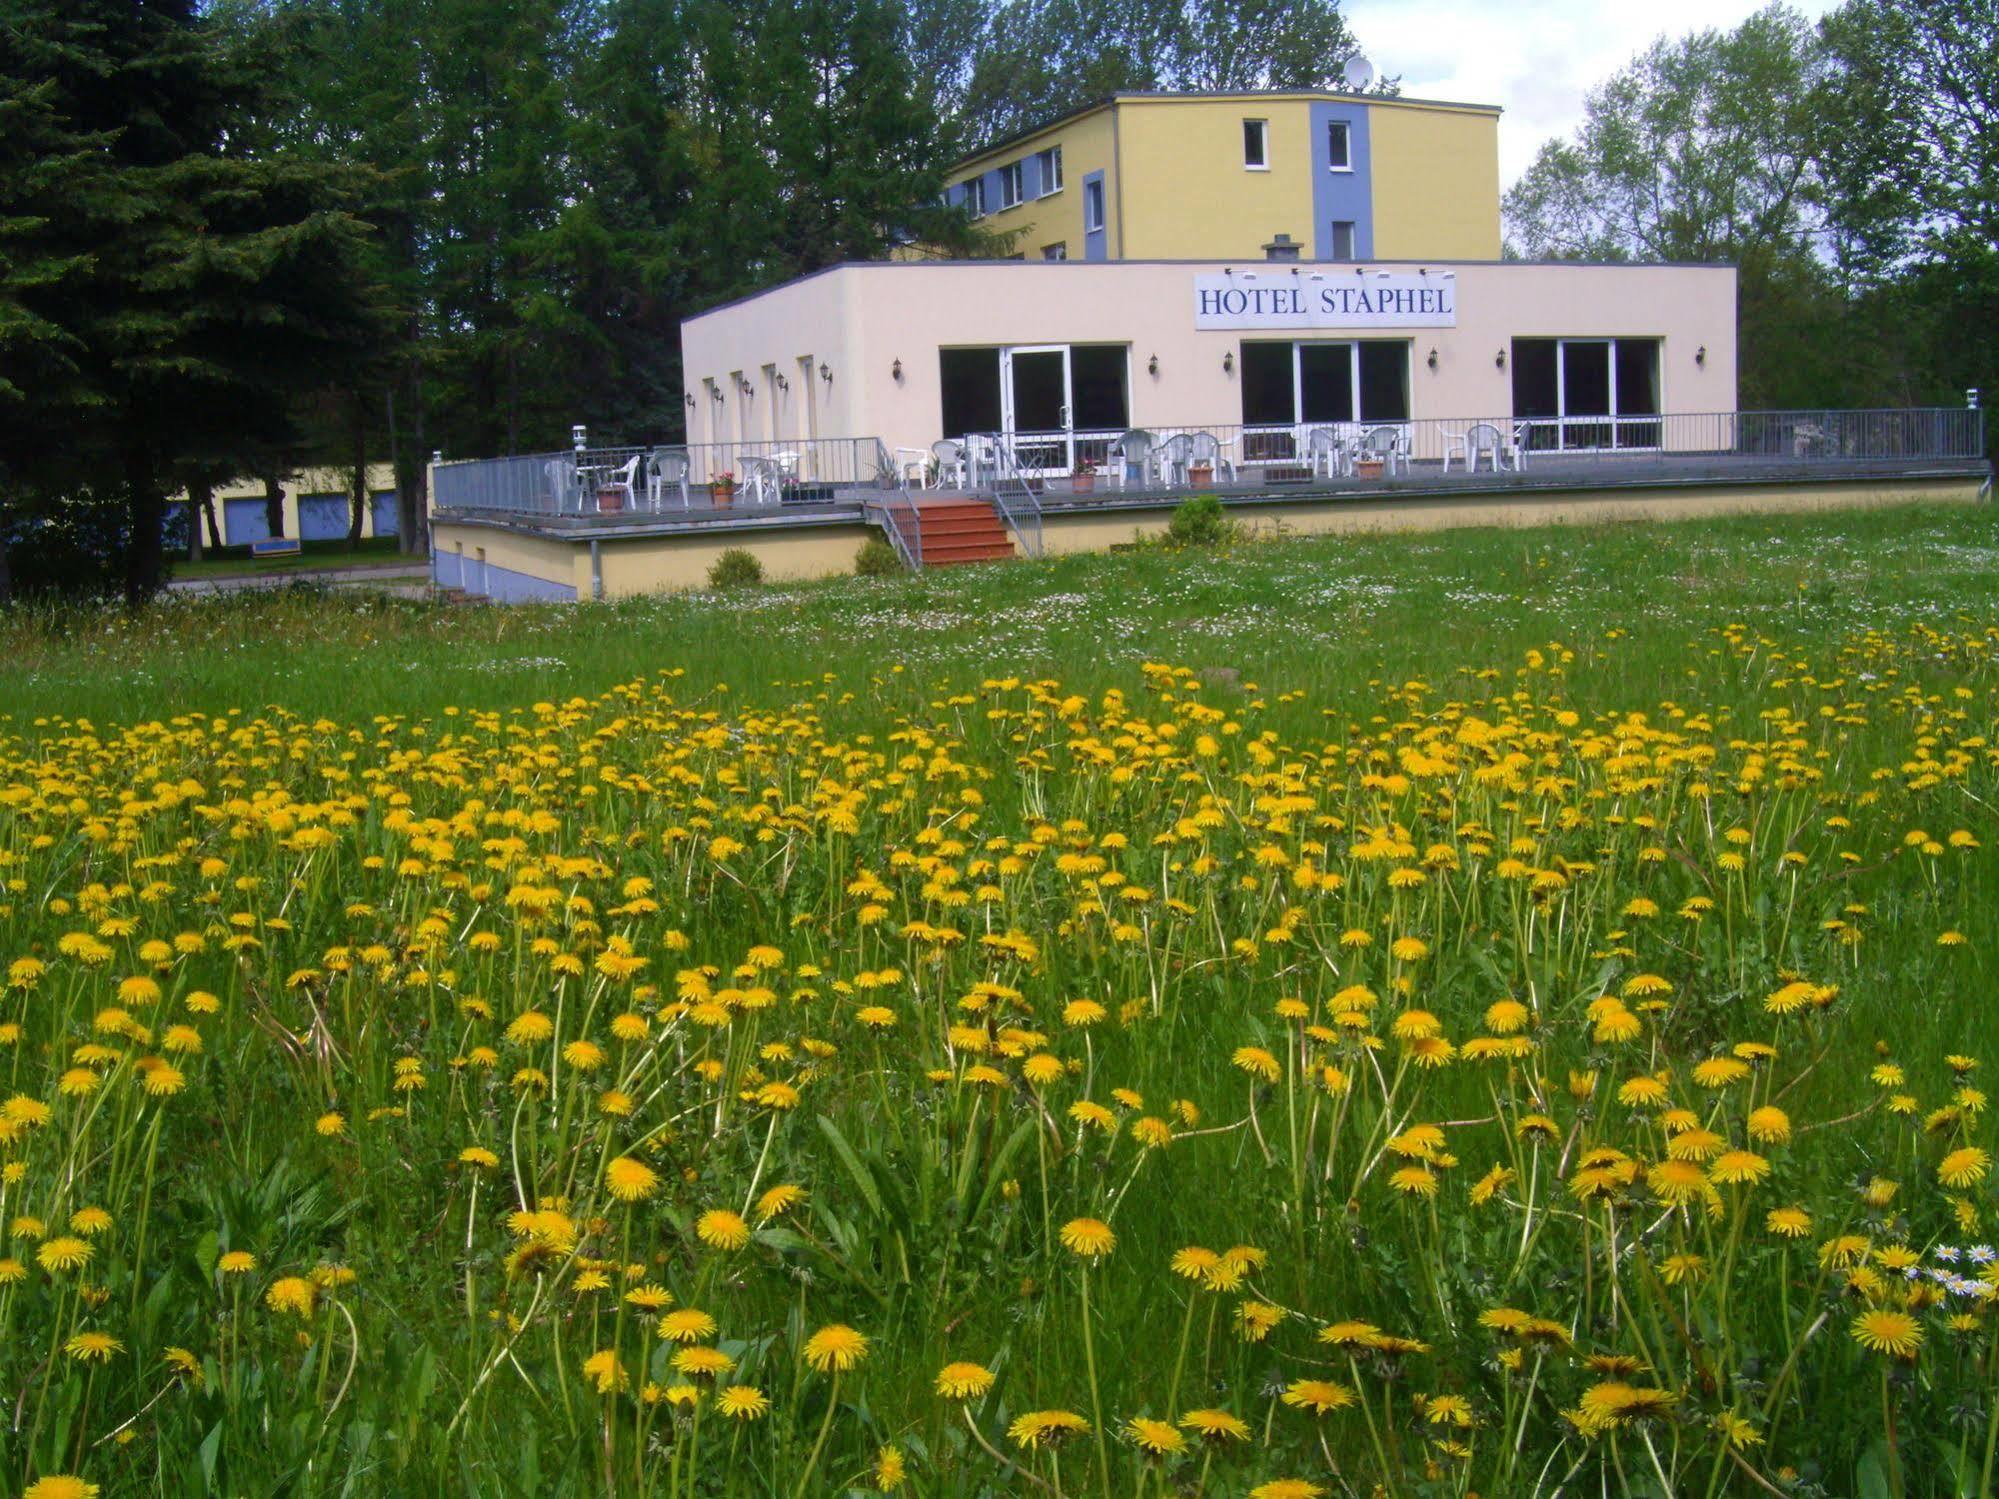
[1193,273,1456,330]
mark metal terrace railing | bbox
[863,494,924,570]
[965,407,1984,496]
[432,437,904,518]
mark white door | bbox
[1001,345,1073,476]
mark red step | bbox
[909,500,1016,567]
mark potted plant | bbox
[1071,457,1097,494]
[1188,457,1214,488]
[710,470,735,506]
[1354,454,1385,480]
[596,482,625,513]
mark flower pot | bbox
[1071,473,1095,493]
[1355,458,1385,480]
[710,484,734,507]
[596,486,624,513]
[1188,464,1214,488]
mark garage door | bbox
[299,494,348,541]
[371,490,400,538]
[224,498,271,546]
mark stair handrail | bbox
[864,494,923,571]
[982,435,1043,558]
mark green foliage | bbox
[854,535,904,576]
[1165,493,1236,546]
[708,546,765,588]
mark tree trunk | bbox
[202,489,222,550]
[124,453,167,604]
[263,474,286,539]
[398,350,429,556]
[348,390,367,550]
[0,530,12,606]
[188,478,210,562]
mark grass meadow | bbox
[1,500,1997,1498]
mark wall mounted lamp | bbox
[1427,348,1439,371]
[819,363,832,383]
[1494,349,1507,371]
[1147,354,1159,376]
[684,393,696,409]
[891,358,903,382]
[1222,351,1235,375]
[1695,345,1707,368]
[774,372,789,392]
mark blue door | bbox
[299,494,348,541]
[370,490,400,538]
[224,498,271,546]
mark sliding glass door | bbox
[1511,338,1661,450]
[939,344,1131,476]
[1239,340,1410,459]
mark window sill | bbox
[1244,164,1271,172]
[1327,165,1354,174]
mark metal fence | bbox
[961,407,1984,495]
[432,437,902,517]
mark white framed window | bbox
[1043,242,1067,261]
[1327,120,1351,171]
[1083,178,1104,232]
[963,176,986,216]
[1243,118,1268,169]
[998,161,1024,210]
[1329,220,1356,260]
[1036,146,1063,195]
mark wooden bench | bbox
[250,537,302,559]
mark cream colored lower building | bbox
[170,463,406,547]
[678,257,1738,474]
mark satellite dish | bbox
[1342,54,1376,91]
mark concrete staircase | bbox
[912,499,1016,566]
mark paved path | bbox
[166,562,431,594]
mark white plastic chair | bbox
[1155,433,1194,488]
[1108,430,1156,489]
[1184,431,1237,484]
[930,439,968,489]
[1362,425,1412,477]
[544,459,581,513]
[1304,426,1350,479]
[1444,423,1521,473]
[647,448,692,509]
[590,455,640,508]
[963,434,1004,486]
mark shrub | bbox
[708,547,764,589]
[1166,493,1235,546]
[854,536,903,577]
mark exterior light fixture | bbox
[892,358,903,381]
[1495,349,1507,370]
[1148,354,1159,376]
[571,424,587,452]
[1427,348,1439,371]
[1695,345,1707,367]
[819,363,832,383]
[1223,351,1235,375]
[774,372,789,392]
[685,393,695,409]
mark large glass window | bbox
[1239,340,1411,426]
[1069,345,1128,431]
[1510,338,1662,449]
[940,348,1001,437]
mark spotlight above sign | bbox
[1194,272,1456,330]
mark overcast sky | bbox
[1343,0,1844,186]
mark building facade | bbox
[941,91,1502,264]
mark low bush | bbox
[708,547,764,588]
[1166,493,1236,546]
[854,536,904,577]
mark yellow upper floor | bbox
[943,91,1502,265]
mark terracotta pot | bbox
[711,484,734,507]
[1355,459,1385,480]
[596,487,624,513]
[1189,464,1214,487]
[1072,473,1095,493]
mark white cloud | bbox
[1342,0,1843,184]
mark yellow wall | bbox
[1369,106,1502,260]
[174,463,403,543]
[1116,98,1320,259]
[948,110,1113,261]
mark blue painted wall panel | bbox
[1309,102,1373,261]
[1083,170,1108,261]
[371,490,400,537]
[224,498,271,546]
[298,494,348,541]
[466,556,574,603]
[435,550,462,588]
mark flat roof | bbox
[682,256,1738,327]
[954,89,1503,171]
